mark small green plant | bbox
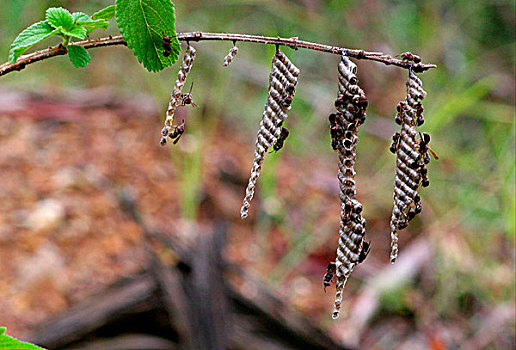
[8,1,180,71]
[9,6,113,67]
[0,327,46,350]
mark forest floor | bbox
[0,89,513,349]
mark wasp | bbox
[329,113,337,126]
[344,199,362,222]
[335,91,354,109]
[419,166,430,187]
[414,102,425,126]
[351,199,363,214]
[353,94,368,110]
[329,113,345,150]
[419,166,428,178]
[395,113,403,125]
[390,132,401,154]
[355,110,366,125]
[397,218,408,230]
[271,127,289,152]
[178,83,199,107]
[418,132,439,161]
[407,202,422,221]
[409,158,423,169]
[330,115,345,139]
[323,262,336,292]
[286,84,295,94]
[282,94,293,107]
[358,240,371,263]
[415,102,424,115]
[416,114,425,126]
[343,200,353,222]
[395,101,407,125]
[162,33,172,57]
[396,51,421,64]
[168,120,185,144]
[282,84,296,107]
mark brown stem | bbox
[0,32,436,77]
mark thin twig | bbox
[0,32,436,77]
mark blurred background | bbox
[0,0,514,349]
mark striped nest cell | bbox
[389,69,427,263]
[223,44,239,67]
[240,49,299,219]
[160,45,197,146]
[330,55,368,320]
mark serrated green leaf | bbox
[61,25,87,40]
[0,327,46,350]
[46,7,74,31]
[72,12,109,35]
[67,45,91,67]
[116,0,180,72]
[72,12,91,22]
[77,19,109,30]
[8,21,62,63]
[92,5,116,20]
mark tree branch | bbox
[0,32,436,77]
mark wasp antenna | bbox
[429,147,439,160]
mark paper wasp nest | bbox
[223,44,239,67]
[330,55,368,319]
[160,45,197,145]
[389,70,427,263]
[240,49,299,219]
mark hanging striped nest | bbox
[330,55,369,319]
[223,44,239,67]
[160,45,197,146]
[389,69,431,263]
[147,40,435,320]
[240,49,299,219]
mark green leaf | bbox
[0,327,46,350]
[61,25,87,40]
[72,12,109,35]
[8,21,62,63]
[116,0,180,72]
[92,5,116,20]
[77,19,109,31]
[72,12,91,22]
[46,7,74,31]
[67,45,91,67]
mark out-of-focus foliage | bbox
[0,0,514,348]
